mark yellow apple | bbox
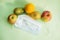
[28,11,41,20]
[8,14,17,24]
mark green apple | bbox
[14,8,24,15]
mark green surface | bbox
[0,0,60,40]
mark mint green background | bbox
[0,0,60,40]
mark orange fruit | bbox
[25,3,35,14]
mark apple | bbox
[41,11,52,22]
[25,3,35,14]
[14,8,24,15]
[8,14,18,24]
[28,11,41,20]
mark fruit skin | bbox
[28,11,41,20]
[14,8,24,15]
[25,3,35,14]
[8,14,17,24]
[41,11,52,22]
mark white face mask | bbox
[14,15,42,34]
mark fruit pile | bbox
[8,3,52,24]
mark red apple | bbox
[8,14,18,24]
[41,11,52,22]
